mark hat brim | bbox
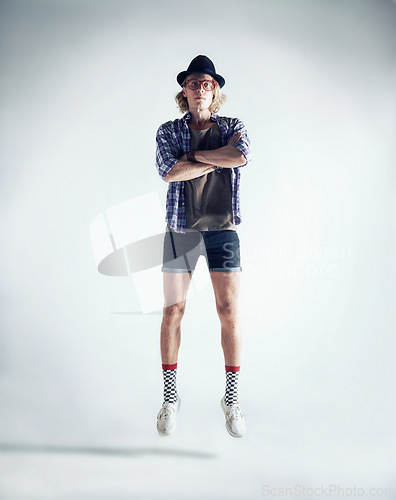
[177,70,225,88]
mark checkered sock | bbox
[162,363,177,404]
[225,365,240,405]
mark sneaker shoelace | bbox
[160,403,176,419]
[227,404,243,421]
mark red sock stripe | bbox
[162,363,177,370]
[225,365,240,372]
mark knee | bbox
[216,301,237,321]
[162,302,186,325]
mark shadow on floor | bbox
[0,442,217,459]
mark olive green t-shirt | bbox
[184,123,235,231]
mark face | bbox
[182,73,215,112]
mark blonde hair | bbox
[175,77,226,114]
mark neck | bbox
[188,109,211,127]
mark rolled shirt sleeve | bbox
[155,123,180,181]
[229,119,251,167]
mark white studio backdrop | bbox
[1,0,395,499]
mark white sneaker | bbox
[220,396,246,438]
[156,396,181,436]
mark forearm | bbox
[164,157,215,182]
[194,144,246,168]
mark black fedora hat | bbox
[177,55,225,88]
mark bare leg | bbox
[210,272,241,366]
[161,272,193,364]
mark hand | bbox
[228,131,242,145]
[180,153,188,161]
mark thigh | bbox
[210,271,240,309]
[163,272,193,308]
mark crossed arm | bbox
[164,132,246,183]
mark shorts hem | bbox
[209,267,242,273]
[161,267,193,273]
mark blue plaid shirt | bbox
[155,112,251,233]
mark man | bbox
[155,55,251,438]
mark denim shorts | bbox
[162,225,242,273]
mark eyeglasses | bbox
[185,79,215,91]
